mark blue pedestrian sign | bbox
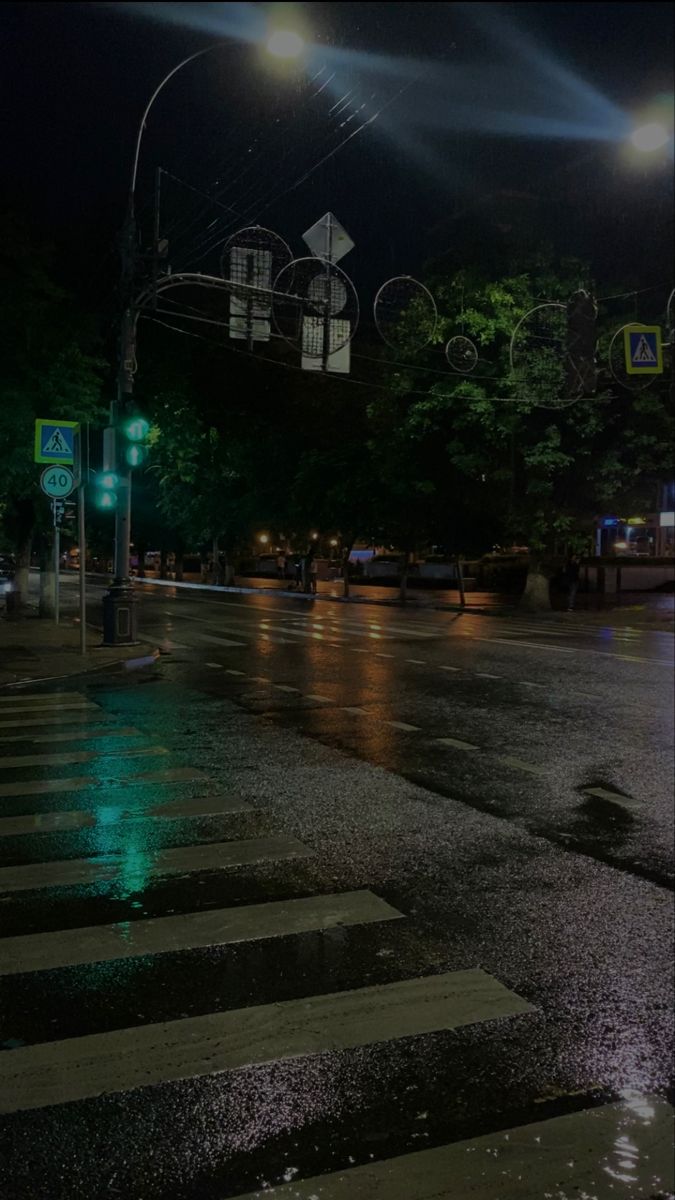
[623,325,663,376]
[34,419,79,464]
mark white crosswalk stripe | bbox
[0,969,532,1113]
[230,1097,675,1199]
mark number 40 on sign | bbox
[40,466,75,499]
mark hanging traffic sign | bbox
[623,325,663,375]
[34,419,79,464]
[40,465,75,499]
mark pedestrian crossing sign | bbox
[34,419,79,464]
[623,325,663,375]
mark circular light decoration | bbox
[373,275,438,351]
[607,323,654,393]
[508,301,579,407]
[272,256,359,357]
[220,225,292,303]
[445,334,478,374]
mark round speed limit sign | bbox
[40,465,75,499]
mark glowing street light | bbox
[629,120,671,153]
[258,533,270,545]
[266,29,305,59]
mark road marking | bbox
[406,659,426,665]
[582,786,640,811]
[229,1097,675,1200]
[0,834,311,894]
[386,721,420,732]
[7,702,98,717]
[375,652,395,658]
[475,672,502,680]
[500,756,547,776]
[306,694,331,703]
[196,633,246,648]
[436,736,479,751]
[274,684,300,693]
[0,765,208,798]
[341,706,368,716]
[0,794,252,838]
[0,726,141,746]
[475,636,672,665]
[205,662,222,669]
[0,968,532,1113]
[0,692,87,705]
[225,669,246,676]
[350,648,369,653]
[0,746,168,770]
[0,713,107,731]
[249,675,272,684]
[439,665,460,672]
[520,681,544,688]
[0,890,402,977]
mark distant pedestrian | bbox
[276,552,286,581]
[309,555,318,594]
[294,557,303,589]
[565,553,581,611]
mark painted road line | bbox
[350,648,369,653]
[230,1097,675,1200]
[7,703,98,717]
[0,746,168,770]
[406,659,426,665]
[500,756,547,776]
[0,727,142,746]
[341,707,368,716]
[205,662,222,669]
[274,685,301,693]
[436,737,479,752]
[476,636,673,666]
[0,834,311,895]
[0,890,403,977]
[375,652,395,659]
[520,681,545,688]
[475,672,502,680]
[0,968,533,1113]
[439,665,460,672]
[225,669,246,676]
[249,676,272,684]
[195,633,246,648]
[0,765,208,798]
[306,695,331,703]
[0,794,252,838]
[582,786,641,811]
[0,713,107,731]
[0,692,87,705]
[386,721,421,732]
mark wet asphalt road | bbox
[0,581,673,1199]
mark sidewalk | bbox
[0,614,159,689]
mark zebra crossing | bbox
[0,687,672,1198]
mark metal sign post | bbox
[78,484,86,655]
[52,501,61,627]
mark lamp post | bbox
[103,31,304,644]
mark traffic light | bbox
[95,471,119,510]
[119,415,150,468]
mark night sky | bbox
[2,2,673,307]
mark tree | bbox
[0,215,106,608]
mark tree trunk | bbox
[38,540,55,619]
[220,549,234,586]
[6,533,33,615]
[159,548,168,580]
[174,552,184,582]
[342,539,354,598]
[520,559,552,611]
[136,543,147,579]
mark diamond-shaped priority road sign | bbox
[623,325,663,376]
[34,419,79,464]
[302,212,354,264]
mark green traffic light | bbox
[124,417,150,442]
[97,491,117,510]
[125,444,148,467]
[99,472,119,490]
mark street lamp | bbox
[629,120,672,153]
[103,29,305,643]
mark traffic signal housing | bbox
[120,415,150,468]
[95,471,119,510]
